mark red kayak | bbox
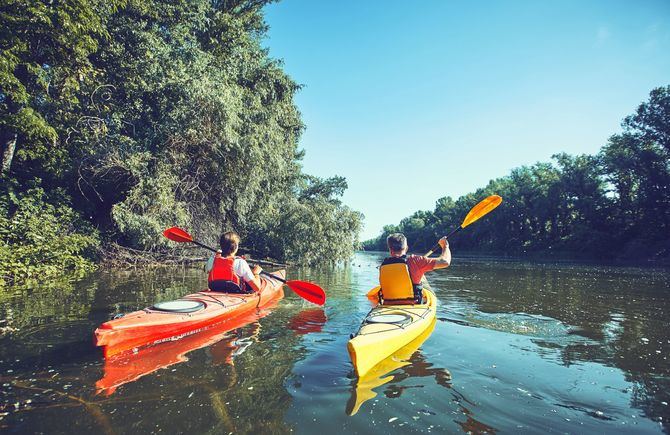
[94,270,286,358]
[96,298,280,395]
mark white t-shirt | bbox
[206,255,256,283]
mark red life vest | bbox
[208,255,243,292]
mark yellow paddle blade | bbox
[461,195,502,228]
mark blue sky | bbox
[263,0,670,240]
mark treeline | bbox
[364,87,670,262]
[0,0,362,285]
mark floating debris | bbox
[419,409,436,416]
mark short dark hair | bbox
[219,231,240,256]
[387,233,407,252]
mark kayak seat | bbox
[380,298,416,306]
[208,280,253,294]
[379,292,427,306]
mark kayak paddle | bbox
[424,194,502,257]
[163,227,326,306]
[162,227,285,267]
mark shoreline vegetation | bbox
[1,2,668,287]
[363,87,670,265]
[0,0,362,287]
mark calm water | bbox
[1,252,669,434]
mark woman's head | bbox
[219,231,240,256]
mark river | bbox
[1,252,669,433]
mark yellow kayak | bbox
[346,318,437,415]
[347,281,437,377]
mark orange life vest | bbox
[208,255,244,293]
[378,255,423,304]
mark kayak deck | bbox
[348,283,437,377]
[95,270,285,358]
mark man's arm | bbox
[433,237,451,270]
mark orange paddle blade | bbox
[461,195,502,228]
[366,285,381,298]
[287,280,326,306]
[163,227,194,243]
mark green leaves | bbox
[0,183,99,286]
[1,0,362,279]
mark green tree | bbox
[0,0,120,178]
[1,0,364,284]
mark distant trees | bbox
[1,0,362,285]
[364,86,670,261]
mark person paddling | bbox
[378,233,451,304]
[205,231,263,293]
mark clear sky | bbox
[263,0,670,240]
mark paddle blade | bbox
[286,280,326,306]
[163,227,194,243]
[461,195,502,228]
[366,285,381,298]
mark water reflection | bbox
[288,308,327,335]
[1,254,669,433]
[0,269,315,434]
[346,320,439,415]
[430,258,670,433]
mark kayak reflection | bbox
[96,298,296,395]
[346,318,447,415]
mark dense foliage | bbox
[364,87,670,262]
[0,0,362,284]
[0,181,99,285]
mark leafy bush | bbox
[0,183,99,286]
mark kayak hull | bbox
[96,297,281,395]
[94,270,285,358]
[346,318,437,415]
[348,282,437,377]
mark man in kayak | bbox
[205,231,263,293]
[378,233,450,304]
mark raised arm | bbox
[433,237,451,270]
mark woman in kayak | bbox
[205,231,263,293]
[378,233,451,304]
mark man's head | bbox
[219,231,240,256]
[386,233,408,255]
